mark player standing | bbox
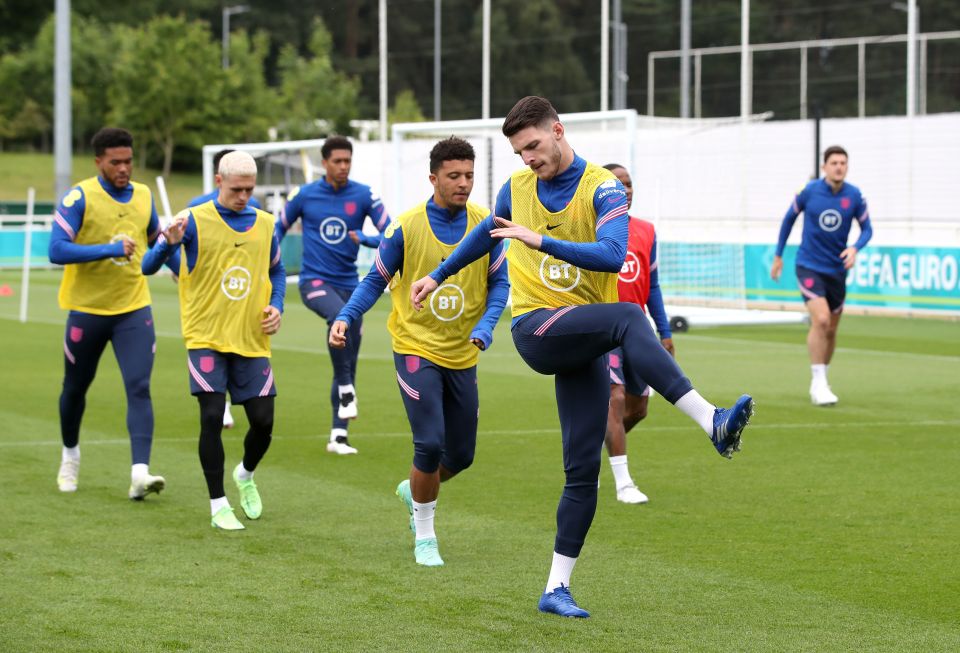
[601,163,673,505]
[771,145,873,405]
[187,148,261,431]
[411,97,754,618]
[330,137,508,566]
[142,152,285,530]
[49,127,167,500]
[277,136,390,455]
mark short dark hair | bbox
[823,145,848,163]
[322,136,353,160]
[502,96,560,137]
[429,136,475,173]
[91,128,133,156]
[603,163,626,173]
[213,149,235,172]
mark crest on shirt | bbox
[344,201,357,216]
[840,197,851,209]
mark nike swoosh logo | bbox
[234,242,244,247]
[546,224,561,230]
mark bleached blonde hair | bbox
[218,150,258,178]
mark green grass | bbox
[1,270,959,651]
[0,152,204,211]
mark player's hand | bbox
[261,306,281,335]
[348,230,361,245]
[470,337,486,351]
[119,237,136,258]
[770,255,783,281]
[163,215,188,246]
[410,276,439,311]
[491,217,543,250]
[329,320,349,349]
[661,337,675,357]
[840,247,857,270]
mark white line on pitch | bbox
[3,419,958,449]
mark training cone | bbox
[0,284,13,297]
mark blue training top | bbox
[335,197,510,350]
[140,200,286,312]
[775,178,873,276]
[276,177,390,289]
[429,154,629,326]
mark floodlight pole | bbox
[54,0,72,204]
[740,0,751,122]
[379,0,388,142]
[680,0,691,118]
[222,5,250,69]
[434,0,441,120]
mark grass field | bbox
[0,152,204,211]
[1,270,959,651]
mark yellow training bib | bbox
[178,202,275,357]
[505,163,619,317]
[388,201,490,369]
[57,177,152,315]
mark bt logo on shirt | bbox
[539,254,581,292]
[818,209,842,232]
[320,216,348,244]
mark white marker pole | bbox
[155,175,174,226]
[19,187,36,323]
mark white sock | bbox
[131,463,149,481]
[234,462,253,481]
[210,496,230,515]
[811,364,828,386]
[62,445,80,463]
[609,455,633,490]
[545,552,578,593]
[330,428,347,442]
[674,389,716,435]
[338,384,356,399]
[413,499,437,541]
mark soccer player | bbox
[187,148,261,431]
[410,96,754,618]
[329,137,509,566]
[49,127,167,500]
[142,151,285,530]
[602,163,673,505]
[771,145,873,406]
[277,136,390,455]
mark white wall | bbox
[358,112,959,247]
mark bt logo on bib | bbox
[429,283,466,321]
[539,254,581,292]
[320,216,348,244]
[221,266,253,300]
[818,209,842,232]
[619,252,641,283]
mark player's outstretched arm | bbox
[410,276,439,311]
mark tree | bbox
[108,16,227,177]
[388,89,426,127]
[276,18,360,139]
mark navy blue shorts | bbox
[796,265,846,312]
[394,353,478,475]
[187,348,276,403]
[607,347,651,397]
